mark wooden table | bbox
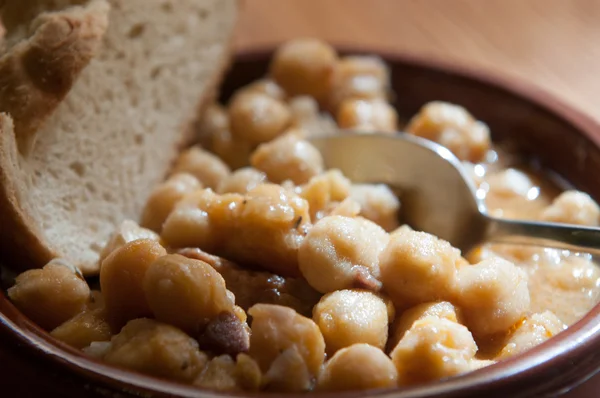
[235,1,600,397]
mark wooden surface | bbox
[235,1,600,397]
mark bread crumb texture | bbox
[0,0,239,274]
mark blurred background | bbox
[236,0,600,123]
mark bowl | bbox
[1,47,600,398]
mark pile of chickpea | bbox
[7,39,600,393]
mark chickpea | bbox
[98,220,160,264]
[299,169,352,221]
[194,354,262,392]
[390,317,478,385]
[350,183,400,231]
[170,146,230,190]
[328,197,362,218]
[226,184,311,277]
[298,216,389,293]
[103,318,208,382]
[313,289,394,355]
[337,98,398,134]
[455,257,530,337]
[486,168,535,199]
[327,55,390,112]
[317,344,398,392]
[406,101,490,162]
[379,229,461,307]
[51,308,112,349]
[161,188,238,251]
[100,239,166,331]
[143,254,236,334]
[498,311,566,359]
[141,173,201,232]
[239,78,286,101]
[8,259,91,330]
[212,127,253,170]
[248,304,325,385]
[163,185,310,277]
[263,345,313,392]
[229,91,292,145]
[83,341,112,358]
[176,247,321,317]
[389,301,461,351]
[540,190,600,226]
[195,103,229,149]
[217,167,267,194]
[288,96,338,138]
[250,134,324,184]
[270,38,338,100]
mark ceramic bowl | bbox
[1,48,600,398]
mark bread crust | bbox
[0,0,109,154]
[0,113,56,268]
[0,1,108,271]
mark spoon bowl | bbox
[310,132,600,254]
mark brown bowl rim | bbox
[2,45,600,398]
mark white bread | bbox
[0,0,239,274]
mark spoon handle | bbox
[484,216,600,254]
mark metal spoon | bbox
[309,132,600,254]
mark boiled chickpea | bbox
[317,344,398,392]
[248,304,325,389]
[498,311,565,359]
[391,317,478,385]
[103,318,208,382]
[389,301,461,351]
[100,239,166,331]
[299,169,352,220]
[8,259,91,330]
[540,190,600,226]
[455,257,530,337]
[239,78,286,101]
[141,173,201,232]
[143,254,236,334]
[212,127,253,170]
[161,188,238,251]
[288,96,338,138]
[217,167,267,194]
[298,216,389,293]
[51,308,112,349]
[195,103,229,149]
[270,38,338,100]
[327,55,390,112]
[170,146,230,190]
[226,184,311,277]
[98,220,160,265]
[337,98,398,133]
[263,346,313,392]
[229,91,292,145]
[194,354,262,392]
[328,197,362,218]
[486,168,536,199]
[250,134,324,184]
[406,101,490,162]
[350,183,400,231]
[379,229,461,307]
[313,289,393,354]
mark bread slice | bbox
[0,0,239,275]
